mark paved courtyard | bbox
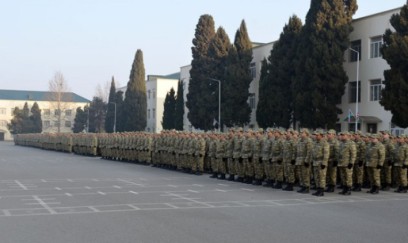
[0,141,407,243]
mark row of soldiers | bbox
[14,129,408,197]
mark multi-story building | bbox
[0,89,90,140]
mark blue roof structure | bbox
[0,89,90,103]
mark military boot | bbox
[218,173,226,180]
[325,185,335,193]
[368,185,379,194]
[381,183,391,191]
[297,186,306,193]
[339,186,348,195]
[395,186,407,193]
[227,174,235,181]
[252,179,262,186]
[312,188,324,197]
[352,184,362,192]
[282,183,294,191]
[273,181,283,189]
[236,177,244,183]
[263,180,273,187]
[209,173,218,178]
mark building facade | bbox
[0,90,90,141]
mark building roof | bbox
[0,89,90,103]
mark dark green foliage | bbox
[123,49,147,131]
[72,106,88,133]
[30,102,42,133]
[114,91,125,132]
[380,4,408,128]
[257,16,303,129]
[8,107,24,134]
[293,0,357,129]
[222,20,252,127]
[88,97,107,133]
[162,88,176,130]
[105,77,117,133]
[187,14,216,131]
[174,80,184,131]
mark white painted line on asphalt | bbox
[98,191,106,195]
[217,184,229,187]
[2,210,11,216]
[127,204,140,210]
[188,190,200,193]
[67,179,73,182]
[32,196,56,214]
[215,189,227,192]
[129,191,139,195]
[88,206,100,212]
[241,188,255,192]
[55,187,62,190]
[65,193,72,197]
[93,179,99,182]
[192,184,204,187]
[165,203,179,209]
[113,185,122,189]
[168,185,178,188]
[234,202,251,207]
[85,186,92,189]
[14,180,28,190]
[41,179,47,182]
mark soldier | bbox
[226,131,235,181]
[325,129,339,192]
[282,129,298,191]
[392,135,408,193]
[242,131,255,184]
[271,130,285,189]
[209,134,219,178]
[194,133,206,175]
[252,129,265,185]
[216,134,228,180]
[262,129,274,187]
[352,131,367,191]
[365,134,386,194]
[233,129,244,182]
[337,132,356,195]
[311,129,330,196]
[295,128,313,193]
[379,131,395,191]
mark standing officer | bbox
[352,131,367,191]
[295,129,313,193]
[252,129,264,185]
[337,132,356,195]
[311,129,330,196]
[325,129,339,192]
[392,135,408,193]
[262,129,274,187]
[271,130,285,189]
[282,129,298,191]
[366,134,385,194]
[379,131,395,191]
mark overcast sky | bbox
[1,0,406,99]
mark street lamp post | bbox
[109,102,117,133]
[349,47,360,132]
[209,78,221,132]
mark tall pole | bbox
[349,47,359,132]
[110,102,117,133]
[86,105,89,133]
[209,78,221,132]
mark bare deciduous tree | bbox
[48,71,72,133]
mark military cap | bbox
[339,131,350,136]
[300,128,310,134]
[327,129,337,135]
[379,130,391,135]
[313,129,325,135]
[370,133,379,138]
[355,131,363,136]
[258,128,264,133]
[237,127,244,132]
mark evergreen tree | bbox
[223,20,252,127]
[380,4,408,128]
[256,58,272,128]
[114,91,125,132]
[7,107,24,134]
[174,80,184,131]
[162,88,176,130]
[187,14,216,131]
[89,97,107,133]
[105,77,116,132]
[293,0,357,129]
[123,49,147,131]
[257,15,303,129]
[72,106,88,133]
[30,102,42,133]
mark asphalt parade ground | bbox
[0,142,407,243]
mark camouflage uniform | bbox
[271,132,284,189]
[352,135,367,191]
[311,130,330,196]
[365,134,385,194]
[326,130,339,192]
[295,129,313,193]
[282,131,297,191]
[242,133,254,183]
[252,132,264,185]
[262,131,274,187]
[392,136,408,193]
[381,135,395,190]
[337,132,356,195]
[233,133,244,182]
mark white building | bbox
[178,7,407,135]
[0,89,90,141]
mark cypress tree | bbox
[7,107,24,134]
[187,14,216,131]
[256,58,272,128]
[72,107,87,133]
[380,4,408,128]
[223,20,252,127]
[105,76,116,133]
[162,88,176,130]
[88,97,107,133]
[114,91,125,132]
[21,102,33,133]
[258,15,303,129]
[123,49,147,131]
[174,80,184,131]
[30,102,42,133]
[293,0,357,129]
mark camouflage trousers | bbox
[264,160,275,181]
[339,167,353,187]
[326,161,337,186]
[395,167,407,187]
[352,162,365,185]
[217,158,228,175]
[192,155,204,173]
[253,158,264,180]
[273,162,284,182]
[227,158,235,175]
[313,166,327,189]
[367,167,381,187]
[284,162,296,184]
[381,163,393,185]
[299,165,311,188]
[210,157,218,173]
[243,158,254,177]
[235,158,245,178]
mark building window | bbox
[148,90,151,99]
[370,36,382,59]
[370,79,383,101]
[65,109,72,116]
[43,120,50,128]
[0,108,6,115]
[248,93,255,109]
[148,109,150,119]
[0,120,7,127]
[44,109,50,116]
[54,109,61,116]
[153,108,156,118]
[367,123,377,133]
[348,123,361,132]
[349,81,361,103]
[349,40,361,62]
[250,62,256,79]
[65,121,71,127]
[54,121,60,127]
[391,123,405,136]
